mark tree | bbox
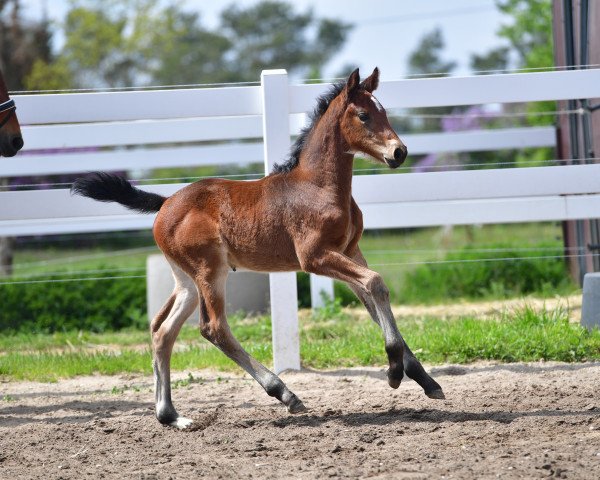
[220,2,351,82]
[496,0,553,70]
[405,28,457,135]
[28,0,154,89]
[25,0,352,89]
[472,0,554,127]
[146,6,231,85]
[0,0,53,89]
[498,0,554,131]
[471,0,553,76]
[495,0,555,171]
[407,27,457,78]
[470,46,510,73]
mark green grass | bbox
[406,306,600,364]
[1,304,599,382]
[0,328,149,353]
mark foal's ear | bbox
[360,67,380,93]
[344,68,360,97]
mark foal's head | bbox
[339,68,406,168]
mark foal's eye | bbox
[358,112,370,123]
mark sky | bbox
[18,0,511,83]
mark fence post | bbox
[310,274,335,309]
[260,69,300,373]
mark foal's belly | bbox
[221,226,302,273]
[225,245,302,273]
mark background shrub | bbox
[0,272,146,333]
[1,240,576,333]
[398,243,573,303]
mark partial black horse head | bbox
[0,70,24,157]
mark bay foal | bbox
[73,68,444,429]
[0,70,23,157]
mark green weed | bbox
[172,372,204,389]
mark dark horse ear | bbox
[360,67,380,93]
[344,68,360,97]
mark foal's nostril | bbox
[393,147,407,162]
[11,136,24,152]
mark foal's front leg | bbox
[302,248,444,399]
[301,249,405,386]
[346,249,445,399]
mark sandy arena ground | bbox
[1,361,599,479]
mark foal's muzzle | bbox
[384,146,408,169]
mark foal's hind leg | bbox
[151,259,199,429]
[194,261,306,413]
[345,248,444,399]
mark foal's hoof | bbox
[388,377,402,389]
[169,416,194,430]
[387,369,403,389]
[425,388,446,400]
[287,398,308,414]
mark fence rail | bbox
[0,126,555,178]
[15,85,263,123]
[2,163,600,234]
[3,68,600,372]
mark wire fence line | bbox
[9,246,158,271]
[9,64,600,95]
[0,275,147,286]
[4,156,599,191]
[390,109,583,119]
[8,80,261,95]
[356,4,497,27]
[0,172,266,190]
[4,266,146,281]
[13,232,155,245]
[363,246,584,255]
[370,252,599,268]
[351,157,597,175]
[5,244,575,280]
[7,246,573,279]
[0,251,587,286]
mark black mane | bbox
[271,81,346,174]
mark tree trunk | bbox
[0,178,14,276]
[0,236,14,276]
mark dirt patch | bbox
[1,361,599,479]
[299,295,583,325]
[388,295,582,323]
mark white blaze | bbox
[371,95,384,112]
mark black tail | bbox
[71,172,166,214]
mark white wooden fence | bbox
[2,68,600,372]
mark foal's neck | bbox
[296,107,354,204]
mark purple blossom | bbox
[413,106,500,172]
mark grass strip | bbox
[1,305,599,382]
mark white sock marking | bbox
[170,416,194,429]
